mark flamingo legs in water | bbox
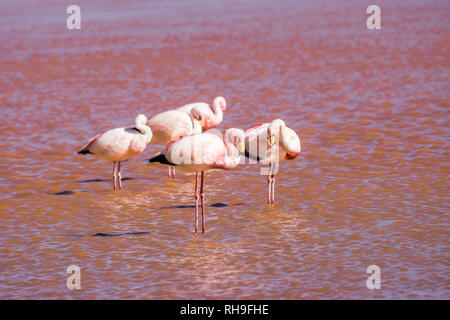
[113,162,117,190]
[200,171,205,233]
[118,161,122,190]
[112,161,123,191]
[194,172,199,233]
[267,163,276,204]
[168,166,176,179]
[193,171,206,234]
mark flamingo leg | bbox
[112,161,118,191]
[172,167,176,179]
[194,172,200,234]
[267,163,274,204]
[200,171,206,234]
[271,175,275,204]
[168,166,172,179]
[118,161,122,190]
[267,163,277,204]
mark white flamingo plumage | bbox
[78,114,152,190]
[148,128,245,234]
[244,119,301,204]
[147,108,204,179]
[177,96,227,131]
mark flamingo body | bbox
[159,133,240,171]
[80,127,148,162]
[149,128,244,233]
[147,109,201,144]
[245,120,300,165]
[177,96,227,131]
[78,114,152,190]
[244,119,301,203]
[147,108,203,179]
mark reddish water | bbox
[0,0,449,299]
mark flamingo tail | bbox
[78,148,93,155]
[244,150,261,161]
[148,154,176,166]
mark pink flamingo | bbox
[147,108,204,179]
[177,96,227,131]
[244,119,301,204]
[78,114,152,190]
[148,128,245,234]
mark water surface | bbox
[0,0,449,299]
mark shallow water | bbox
[0,0,449,299]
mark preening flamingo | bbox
[244,119,301,204]
[147,108,204,179]
[78,114,152,190]
[177,96,227,131]
[148,128,245,234]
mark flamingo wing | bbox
[281,126,301,160]
[177,102,209,114]
[157,133,225,171]
[244,122,270,161]
[147,110,194,144]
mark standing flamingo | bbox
[147,108,204,179]
[177,96,227,131]
[244,119,301,204]
[148,128,245,234]
[78,114,152,190]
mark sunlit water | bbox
[0,0,448,299]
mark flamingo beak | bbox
[269,135,276,145]
[237,141,245,153]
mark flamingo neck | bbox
[137,124,152,144]
[190,114,202,134]
[209,103,223,126]
[278,125,288,150]
[134,114,152,144]
[279,126,300,158]
[223,137,240,168]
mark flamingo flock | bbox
[78,96,301,233]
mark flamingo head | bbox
[225,128,245,153]
[267,119,286,146]
[190,107,205,128]
[135,114,152,143]
[213,96,227,111]
[135,114,148,127]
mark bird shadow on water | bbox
[51,190,76,195]
[77,177,136,183]
[158,202,244,209]
[49,177,137,196]
[58,183,244,238]
[50,189,92,195]
[66,203,244,239]
[68,231,157,238]
[68,229,184,238]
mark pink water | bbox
[0,0,449,299]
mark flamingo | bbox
[148,128,245,234]
[177,96,227,131]
[147,108,204,179]
[78,114,152,190]
[244,119,301,204]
